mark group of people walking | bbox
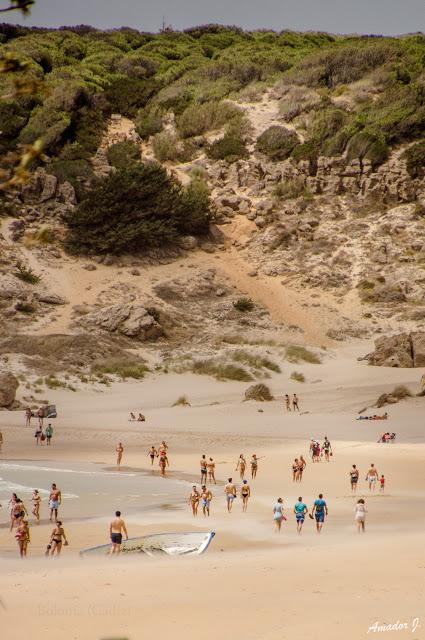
[284,394,300,412]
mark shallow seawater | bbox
[0,460,189,521]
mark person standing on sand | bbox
[34,425,42,446]
[116,442,124,468]
[312,493,328,533]
[292,394,300,411]
[37,407,44,428]
[285,395,291,412]
[322,437,332,462]
[298,456,306,481]
[31,489,41,523]
[240,480,251,512]
[355,499,367,533]
[0,430,2,452]
[379,474,385,492]
[292,459,300,482]
[225,478,237,512]
[201,485,213,517]
[273,498,287,532]
[200,454,208,485]
[49,520,68,556]
[350,465,359,492]
[49,483,61,522]
[294,497,308,534]
[250,454,259,479]
[8,493,18,531]
[109,511,127,555]
[11,499,27,530]
[207,457,216,484]
[45,424,53,446]
[189,486,200,516]
[366,464,379,491]
[236,454,247,480]
[15,520,30,558]
[159,453,169,477]
[25,407,32,427]
[148,446,158,465]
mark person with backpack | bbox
[311,493,328,533]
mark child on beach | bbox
[355,499,367,533]
[379,475,385,492]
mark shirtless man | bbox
[292,394,300,411]
[366,463,379,491]
[25,407,32,427]
[236,454,247,480]
[225,478,237,513]
[148,446,158,466]
[350,465,359,492]
[200,485,213,517]
[189,486,200,516]
[200,454,208,485]
[322,437,332,462]
[207,457,216,484]
[116,442,124,468]
[49,483,61,522]
[240,480,251,512]
[109,511,128,554]
[31,489,41,523]
[285,394,291,412]
[298,455,307,481]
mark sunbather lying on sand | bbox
[357,412,388,421]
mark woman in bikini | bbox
[8,493,18,531]
[236,454,247,480]
[31,489,41,523]
[49,521,68,556]
[240,480,251,512]
[11,499,27,531]
[250,454,259,479]
[292,459,300,482]
[15,520,30,558]
[159,453,169,477]
[207,458,216,484]
[189,486,200,516]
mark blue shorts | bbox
[315,512,325,523]
[295,513,305,522]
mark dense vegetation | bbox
[64,162,212,255]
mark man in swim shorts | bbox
[312,493,328,533]
[116,442,124,468]
[49,483,61,522]
[200,454,208,485]
[322,437,332,462]
[225,478,237,513]
[109,510,128,554]
[366,463,378,491]
[294,497,308,534]
[201,485,213,517]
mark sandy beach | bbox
[0,339,424,640]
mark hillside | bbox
[0,25,425,397]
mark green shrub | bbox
[105,77,158,117]
[14,261,41,284]
[107,140,140,169]
[172,394,191,406]
[19,106,71,153]
[278,85,320,121]
[285,345,321,364]
[15,302,36,314]
[47,158,93,189]
[91,358,149,380]
[403,141,425,179]
[233,297,254,312]
[64,162,212,255]
[36,227,55,243]
[192,359,253,381]
[273,177,311,200]
[231,350,281,373]
[346,129,389,167]
[206,131,248,162]
[256,125,299,160]
[244,383,274,401]
[152,131,195,163]
[290,371,305,382]
[135,106,163,139]
[176,100,241,138]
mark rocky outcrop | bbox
[0,372,19,408]
[83,304,163,341]
[366,332,425,367]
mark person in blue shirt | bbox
[294,497,308,534]
[312,493,328,533]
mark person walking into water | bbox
[207,457,216,484]
[366,464,378,491]
[49,483,61,522]
[355,499,367,533]
[273,498,287,532]
[350,465,359,492]
[322,437,332,461]
[189,486,200,516]
[225,478,237,513]
[201,485,212,517]
[31,489,41,523]
[294,497,308,534]
[236,454,247,480]
[312,493,328,533]
[240,480,251,512]
[116,442,124,468]
[200,455,208,485]
[292,394,300,411]
[109,511,127,555]
[148,446,158,466]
